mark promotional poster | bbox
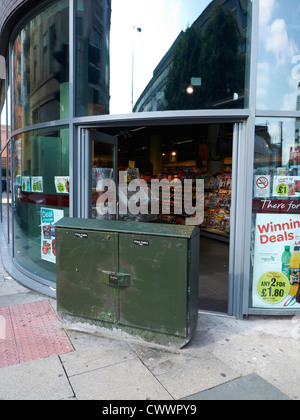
[41,208,64,264]
[252,213,300,308]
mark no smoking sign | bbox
[256,176,269,189]
[254,175,271,198]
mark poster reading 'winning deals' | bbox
[252,213,300,308]
[41,208,64,264]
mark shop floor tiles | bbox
[198,236,229,313]
[0,300,73,368]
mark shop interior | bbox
[91,123,234,313]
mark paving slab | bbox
[60,330,137,376]
[69,358,173,400]
[184,374,292,400]
[212,330,300,399]
[0,355,74,400]
[0,276,30,297]
[150,357,240,400]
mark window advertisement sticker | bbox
[254,175,271,198]
[22,177,31,192]
[41,208,64,264]
[31,176,43,193]
[54,176,70,194]
[252,213,300,308]
[273,176,300,198]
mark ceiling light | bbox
[186,86,194,95]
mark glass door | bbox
[78,121,246,316]
[83,129,118,220]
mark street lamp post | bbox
[131,27,142,112]
[186,77,202,95]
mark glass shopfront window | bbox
[1,143,11,242]
[257,0,300,111]
[250,118,300,310]
[11,0,69,130]
[76,0,252,116]
[13,127,69,283]
[75,0,111,116]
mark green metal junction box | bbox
[55,218,200,347]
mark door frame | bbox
[77,127,118,219]
[76,119,248,317]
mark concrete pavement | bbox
[0,252,298,401]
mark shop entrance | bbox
[81,122,235,314]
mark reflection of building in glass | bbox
[12,1,69,128]
[254,125,272,167]
[254,124,282,168]
[255,119,300,170]
[134,0,249,113]
[12,36,22,129]
[133,32,184,113]
[1,125,11,177]
[291,83,300,170]
[76,0,111,116]
[12,0,112,124]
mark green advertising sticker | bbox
[257,272,290,304]
[276,183,288,196]
[57,182,64,192]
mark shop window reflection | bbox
[257,0,300,111]
[76,0,251,116]
[12,0,69,129]
[75,0,111,117]
[130,0,251,113]
[163,5,247,111]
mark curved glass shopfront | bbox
[0,0,299,317]
[9,0,70,285]
[13,126,69,283]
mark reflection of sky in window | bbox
[257,0,300,111]
[110,0,211,114]
[1,87,10,126]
